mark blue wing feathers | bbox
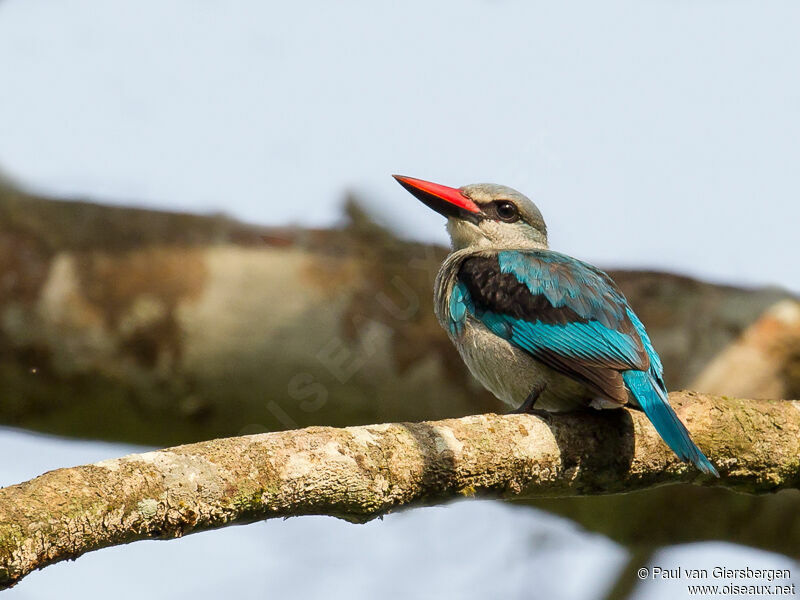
[498,251,628,327]
[481,312,513,339]
[626,307,664,381]
[455,249,718,476]
[448,281,472,336]
[508,319,642,366]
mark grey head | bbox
[393,176,548,251]
[454,183,548,251]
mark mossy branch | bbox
[2,392,799,589]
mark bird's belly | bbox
[454,320,592,412]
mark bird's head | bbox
[393,175,548,251]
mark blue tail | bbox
[622,370,719,477]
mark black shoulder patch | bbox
[458,256,585,325]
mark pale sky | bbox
[0,0,798,294]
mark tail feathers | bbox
[622,370,719,477]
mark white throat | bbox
[446,218,549,252]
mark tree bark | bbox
[2,392,799,589]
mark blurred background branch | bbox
[1,183,796,444]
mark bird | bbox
[393,174,718,476]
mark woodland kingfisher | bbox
[393,175,718,476]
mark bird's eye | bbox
[494,201,519,222]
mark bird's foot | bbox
[509,382,547,414]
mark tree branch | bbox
[2,392,799,589]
